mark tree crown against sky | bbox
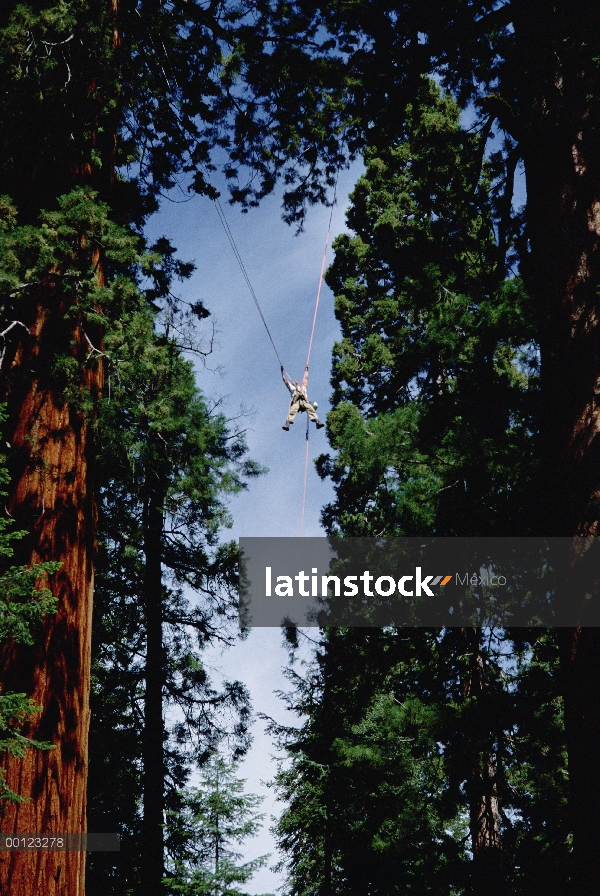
[0,23,265,880]
[315,81,536,538]
[206,1,600,223]
[5,1,596,237]
[264,26,576,894]
[87,310,261,893]
[3,2,599,245]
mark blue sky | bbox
[145,162,363,893]
[146,164,362,541]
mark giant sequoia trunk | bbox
[0,1,120,888]
[0,290,103,896]
[522,49,600,890]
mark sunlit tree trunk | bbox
[0,0,121,888]
[0,286,103,895]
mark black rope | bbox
[209,189,285,369]
[136,9,285,371]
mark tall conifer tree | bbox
[87,297,259,894]
[165,755,269,896]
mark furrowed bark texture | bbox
[467,755,503,896]
[461,631,503,896]
[0,291,102,895]
[141,496,166,895]
[0,1,118,887]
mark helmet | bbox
[313,402,318,409]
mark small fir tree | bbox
[165,756,270,896]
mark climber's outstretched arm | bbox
[301,364,309,392]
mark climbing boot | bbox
[282,423,290,431]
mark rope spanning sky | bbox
[145,161,359,541]
[142,162,361,894]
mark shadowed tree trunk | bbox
[141,494,166,895]
[461,630,504,896]
[467,754,503,896]
[522,74,600,892]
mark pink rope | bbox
[297,417,310,537]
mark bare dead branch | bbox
[0,320,31,368]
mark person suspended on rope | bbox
[281,365,324,431]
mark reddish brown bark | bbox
[0,288,103,895]
[467,754,503,896]
[0,1,119,888]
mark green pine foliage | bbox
[318,80,537,537]
[0,185,148,415]
[84,239,263,893]
[273,629,467,896]
[0,3,584,894]
[505,634,571,893]
[165,756,271,896]
[0,170,262,887]
[273,83,569,896]
[275,627,570,896]
[0,3,271,885]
